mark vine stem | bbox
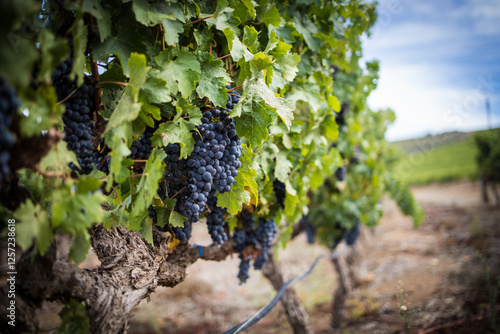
[99,81,129,87]
[183,15,213,27]
[57,88,78,104]
[215,54,231,61]
[227,85,243,92]
[158,24,165,51]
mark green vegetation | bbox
[392,128,500,185]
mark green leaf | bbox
[194,28,214,52]
[207,0,240,34]
[58,299,90,334]
[275,152,292,182]
[140,73,172,104]
[131,149,166,216]
[217,145,257,214]
[37,31,69,84]
[50,179,105,236]
[13,200,52,255]
[243,26,260,53]
[229,0,256,23]
[155,47,201,98]
[104,53,150,133]
[223,28,254,62]
[93,8,147,76]
[232,79,293,140]
[70,19,88,87]
[169,211,187,228]
[151,99,201,159]
[162,18,184,46]
[69,232,91,265]
[216,174,251,215]
[259,0,281,26]
[21,85,64,136]
[129,0,178,26]
[105,124,133,186]
[196,52,230,108]
[39,141,79,173]
[80,0,112,41]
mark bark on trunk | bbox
[331,251,353,328]
[0,225,234,334]
[262,252,314,334]
[491,182,499,206]
[481,178,489,203]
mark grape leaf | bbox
[252,79,294,129]
[151,99,201,159]
[70,19,88,86]
[231,80,276,148]
[216,173,251,215]
[155,47,201,98]
[69,232,91,265]
[223,28,254,62]
[79,0,112,42]
[169,211,187,228]
[140,72,172,104]
[194,28,214,52]
[93,8,147,76]
[196,52,230,108]
[104,53,149,132]
[207,0,240,34]
[243,26,260,53]
[162,19,184,46]
[217,145,257,214]
[229,0,256,23]
[58,299,90,334]
[275,151,292,182]
[39,141,79,173]
[50,179,106,236]
[37,31,69,84]
[105,124,133,186]
[13,200,52,255]
[21,85,64,136]
[131,149,166,217]
[128,0,179,26]
[259,0,281,27]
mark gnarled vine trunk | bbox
[0,225,233,334]
[262,251,314,334]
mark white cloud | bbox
[361,1,500,141]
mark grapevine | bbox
[0,1,423,332]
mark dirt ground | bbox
[123,181,500,334]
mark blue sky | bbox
[362,0,500,141]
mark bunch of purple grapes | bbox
[0,78,20,184]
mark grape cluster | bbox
[335,163,347,181]
[335,102,349,127]
[167,90,242,241]
[298,215,316,244]
[52,59,95,174]
[0,78,20,184]
[344,218,360,246]
[233,210,278,283]
[273,179,286,208]
[253,217,277,269]
[129,127,153,160]
[330,219,360,250]
[206,189,228,244]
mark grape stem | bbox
[99,81,129,87]
[227,85,243,92]
[215,54,231,61]
[183,15,213,27]
[57,88,79,104]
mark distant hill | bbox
[390,128,500,185]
